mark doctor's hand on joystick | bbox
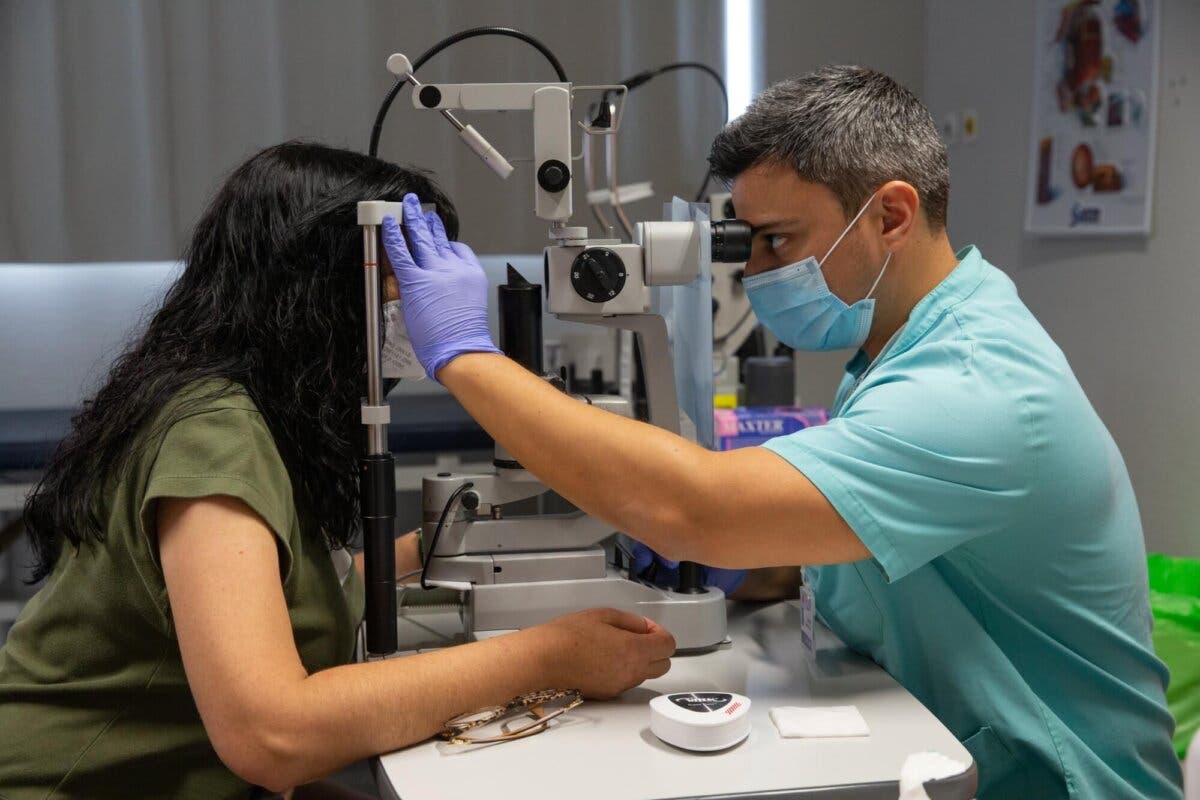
[631,542,747,595]
[381,194,500,382]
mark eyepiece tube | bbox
[711,219,752,263]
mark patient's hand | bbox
[353,530,422,582]
[535,608,675,699]
[395,530,423,579]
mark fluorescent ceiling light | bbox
[724,0,758,121]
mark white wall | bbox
[0,256,614,410]
[0,263,181,411]
[924,0,1200,557]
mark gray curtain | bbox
[0,0,726,261]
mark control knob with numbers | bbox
[570,248,628,303]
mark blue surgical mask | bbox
[743,194,891,351]
[381,299,425,381]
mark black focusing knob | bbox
[418,85,442,108]
[570,248,627,303]
[461,491,480,511]
[537,159,571,193]
[711,219,752,263]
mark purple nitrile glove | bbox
[380,194,501,381]
[630,541,747,595]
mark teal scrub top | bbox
[762,246,1183,799]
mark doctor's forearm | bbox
[439,353,714,559]
[439,354,871,570]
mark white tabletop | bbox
[374,600,976,800]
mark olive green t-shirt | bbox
[0,381,365,799]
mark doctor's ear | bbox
[876,180,920,248]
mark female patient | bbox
[0,142,673,798]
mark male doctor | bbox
[380,66,1182,799]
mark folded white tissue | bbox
[768,705,870,738]
[897,751,968,800]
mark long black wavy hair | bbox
[23,141,458,581]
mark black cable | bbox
[715,303,756,346]
[652,63,728,202]
[604,62,729,203]
[369,27,569,157]
[420,481,474,590]
[692,168,716,204]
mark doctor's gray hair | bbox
[708,65,949,228]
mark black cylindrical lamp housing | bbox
[498,264,544,374]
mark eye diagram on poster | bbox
[1026,0,1159,235]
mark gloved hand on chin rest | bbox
[381,193,501,381]
[631,542,747,595]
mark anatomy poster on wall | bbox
[1025,0,1159,235]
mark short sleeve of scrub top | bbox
[762,337,1034,583]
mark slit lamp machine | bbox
[355,47,752,659]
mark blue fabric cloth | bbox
[762,246,1183,799]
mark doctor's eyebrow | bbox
[749,219,800,237]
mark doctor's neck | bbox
[862,226,960,362]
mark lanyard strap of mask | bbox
[818,191,892,302]
[864,252,892,300]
